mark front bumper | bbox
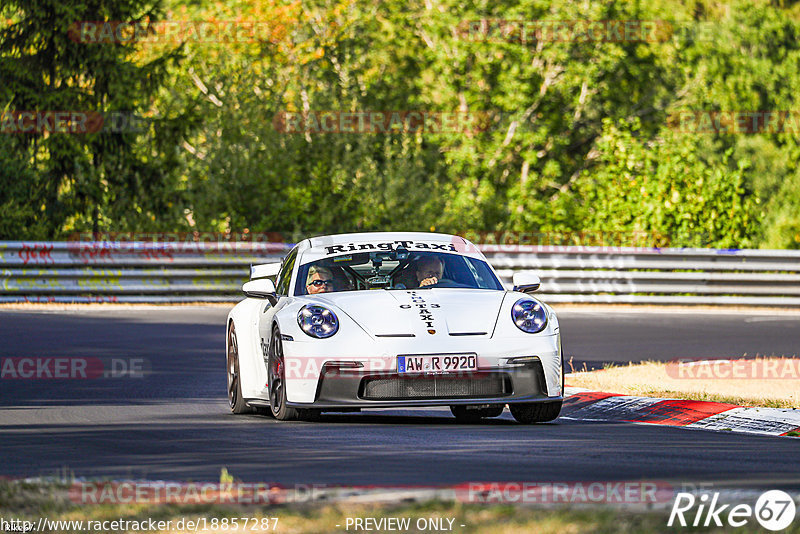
[281,331,562,405]
[286,359,559,409]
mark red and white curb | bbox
[562,388,800,437]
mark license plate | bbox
[397,354,477,374]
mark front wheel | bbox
[509,401,562,424]
[268,326,300,421]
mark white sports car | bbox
[225,232,563,424]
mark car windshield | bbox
[294,250,503,295]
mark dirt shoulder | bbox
[566,358,800,409]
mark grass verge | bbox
[566,358,800,408]
[1,480,790,534]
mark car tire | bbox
[450,404,505,423]
[509,401,562,424]
[227,322,252,414]
[268,325,300,421]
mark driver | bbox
[306,265,335,294]
[414,256,444,288]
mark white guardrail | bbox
[1,241,800,306]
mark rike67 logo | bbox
[669,490,797,531]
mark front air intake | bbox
[359,372,511,400]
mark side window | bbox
[465,257,504,290]
[275,248,298,296]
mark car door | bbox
[257,246,299,387]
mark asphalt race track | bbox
[558,308,800,371]
[1,306,800,489]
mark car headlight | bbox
[297,305,339,338]
[511,298,547,334]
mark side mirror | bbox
[243,279,278,305]
[512,272,541,293]
[250,262,281,280]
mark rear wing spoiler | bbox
[250,262,281,280]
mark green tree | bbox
[550,119,759,248]
[174,0,449,237]
[0,0,191,238]
[672,0,800,248]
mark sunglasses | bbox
[308,279,334,288]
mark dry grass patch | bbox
[567,358,800,408]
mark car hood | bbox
[306,289,505,337]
